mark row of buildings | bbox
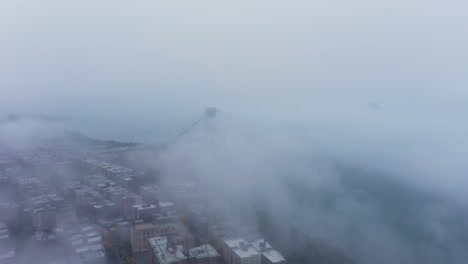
[3,169,78,231]
[148,236,221,264]
[0,222,15,263]
[221,237,286,264]
[57,224,106,264]
[0,143,289,264]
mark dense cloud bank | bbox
[151,114,468,264]
[2,0,468,263]
[2,108,468,264]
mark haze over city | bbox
[1,1,468,264]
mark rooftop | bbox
[223,238,247,248]
[224,238,261,259]
[159,202,175,207]
[232,245,260,259]
[188,244,219,259]
[148,236,186,264]
[134,204,157,210]
[250,238,286,263]
[262,249,286,263]
[251,238,272,251]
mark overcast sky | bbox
[2,2,468,263]
[2,0,467,122]
[1,0,468,151]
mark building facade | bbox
[32,207,57,231]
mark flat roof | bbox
[232,245,260,259]
[87,236,102,244]
[148,236,186,264]
[250,238,285,263]
[251,238,272,251]
[188,244,219,259]
[223,238,247,248]
[224,238,262,259]
[134,204,157,210]
[159,202,175,207]
[263,249,286,263]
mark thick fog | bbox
[148,113,468,264]
[2,0,468,264]
[2,0,468,127]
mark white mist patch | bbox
[0,119,69,149]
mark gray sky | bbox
[1,0,468,164]
[1,0,467,125]
[2,2,468,263]
[2,0,468,180]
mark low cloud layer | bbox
[2,0,468,123]
[0,117,71,149]
[2,0,468,263]
[150,113,468,264]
